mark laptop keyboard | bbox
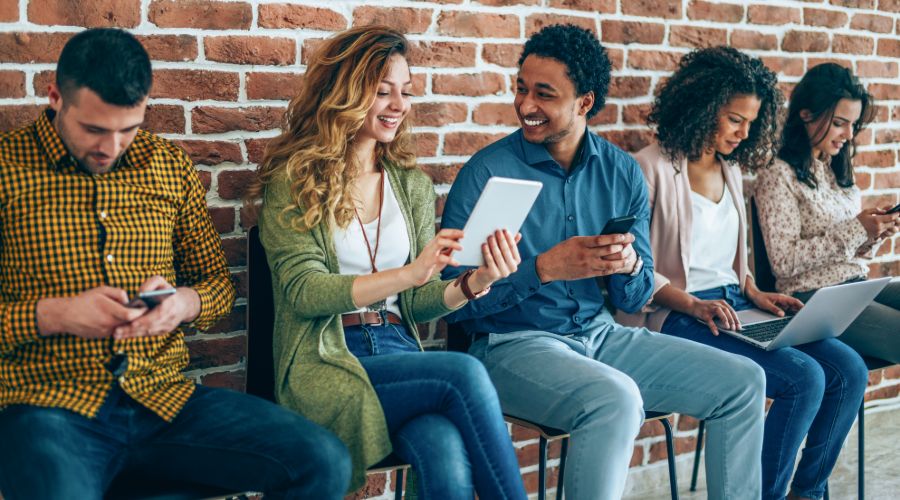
[738,316,794,343]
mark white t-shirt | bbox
[686,187,741,292]
[333,176,410,317]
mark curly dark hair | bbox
[778,63,874,189]
[648,46,783,172]
[519,24,611,119]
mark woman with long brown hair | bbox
[250,26,527,499]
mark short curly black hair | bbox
[648,46,783,172]
[519,24,611,119]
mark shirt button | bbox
[99,211,107,219]
[106,254,115,263]
[567,215,574,221]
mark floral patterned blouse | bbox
[754,157,880,295]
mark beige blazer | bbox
[616,142,751,332]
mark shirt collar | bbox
[516,126,599,172]
[35,107,154,174]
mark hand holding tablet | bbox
[454,177,543,267]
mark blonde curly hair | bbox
[248,25,416,231]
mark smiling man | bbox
[441,25,765,499]
[0,28,349,499]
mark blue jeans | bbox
[0,384,351,500]
[345,323,526,500]
[662,284,868,500]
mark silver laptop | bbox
[715,277,891,351]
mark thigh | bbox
[0,405,121,499]
[594,323,765,417]
[841,300,900,364]
[795,338,868,390]
[662,311,825,400]
[471,333,642,432]
[873,279,900,310]
[131,385,348,491]
[358,351,496,433]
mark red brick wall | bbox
[0,1,897,498]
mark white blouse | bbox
[333,176,410,317]
[686,187,741,292]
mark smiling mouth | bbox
[378,116,400,126]
[523,118,548,127]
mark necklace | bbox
[354,168,386,311]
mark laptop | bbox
[714,277,891,351]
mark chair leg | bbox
[538,436,547,500]
[394,469,404,500]
[556,437,569,500]
[661,417,679,500]
[858,401,865,500]
[690,420,705,492]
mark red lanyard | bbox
[354,168,384,273]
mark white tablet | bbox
[454,176,543,267]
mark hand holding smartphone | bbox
[886,203,900,215]
[127,288,176,309]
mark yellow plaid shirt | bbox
[0,109,235,421]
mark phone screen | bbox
[601,215,637,235]
[127,288,176,309]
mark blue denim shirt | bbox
[440,128,654,335]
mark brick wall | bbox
[0,0,897,498]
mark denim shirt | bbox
[440,128,654,335]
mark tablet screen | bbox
[455,176,543,267]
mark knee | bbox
[440,352,496,399]
[730,355,767,404]
[790,362,826,408]
[841,351,870,398]
[574,373,643,435]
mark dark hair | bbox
[648,46,783,172]
[519,24,611,119]
[56,28,152,106]
[777,63,874,189]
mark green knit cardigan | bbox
[258,163,458,491]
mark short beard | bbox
[529,114,576,146]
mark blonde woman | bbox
[250,26,527,499]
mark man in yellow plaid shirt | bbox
[0,28,350,499]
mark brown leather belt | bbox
[341,311,403,327]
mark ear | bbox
[48,84,63,113]
[578,91,594,117]
[799,109,813,123]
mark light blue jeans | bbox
[468,309,766,500]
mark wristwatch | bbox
[628,255,644,277]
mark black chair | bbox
[447,322,680,500]
[246,226,409,500]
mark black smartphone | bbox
[600,215,637,235]
[127,288,176,309]
[886,203,900,214]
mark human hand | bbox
[113,276,200,340]
[403,229,464,287]
[746,289,804,318]
[36,286,146,339]
[536,233,636,283]
[857,207,898,240]
[468,230,522,293]
[688,298,741,336]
